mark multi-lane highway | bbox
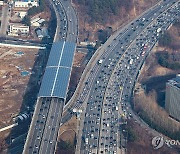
[23,98,64,154]
[52,0,78,42]
[22,0,78,154]
[38,98,64,154]
[61,0,180,153]
[11,0,179,153]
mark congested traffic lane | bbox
[59,0,78,42]
[24,97,52,153]
[23,0,78,153]
[39,98,64,154]
[98,2,179,153]
[63,0,179,119]
[75,0,179,153]
[52,0,77,42]
[23,97,64,154]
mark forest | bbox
[74,0,132,23]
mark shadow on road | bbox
[5,5,57,154]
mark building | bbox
[41,27,50,38]
[31,17,45,27]
[14,0,39,8]
[9,24,29,36]
[18,11,27,18]
[165,74,180,121]
[31,17,41,26]
[35,28,43,38]
[0,1,4,6]
[35,27,49,39]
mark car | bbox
[49,140,53,144]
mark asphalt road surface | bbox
[69,0,180,153]
[23,97,64,154]
[53,0,78,42]
[22,0,78,153]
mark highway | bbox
[23,97,64,154]
[8,0,179,153]
[22,0,78,154]
[60,0,180,153]
[59,0,78,42]
[63,0,180,121]
[52,0,78,42]
[38,98,64,154]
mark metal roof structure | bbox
[38,41,76,99]
[168,74,180,89]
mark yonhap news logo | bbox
[152,136,164,149]
[152,136,180,149]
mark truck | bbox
[98,59,103,64]
[85,138,88,144]
[116,106,118,111]
[13,113,29,123]
[157,28,161,33]
[129,59,133,65]
[141,51,145,56]
[142,17,146,22]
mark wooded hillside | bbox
[74,0,132,23]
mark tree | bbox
[98,28,111,44]
[58,139,74,150]
[158,32,172,47]
[94,40,101,50]
[127,127,137,142]
[74,0,133,23]
[27,0,45,16]
[22,15,31,26]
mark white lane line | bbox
[51,41,66,96]
[44,100,58,154]
[46,65,71,69]
[39,99,55,154]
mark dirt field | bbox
[73,52,86,67]
[0,46,39,128]
[67,51,86,102]
[56,116,77,154]
[58,116,78,138]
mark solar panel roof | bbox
[38,41,76,99]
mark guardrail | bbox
[62,0,165,116]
